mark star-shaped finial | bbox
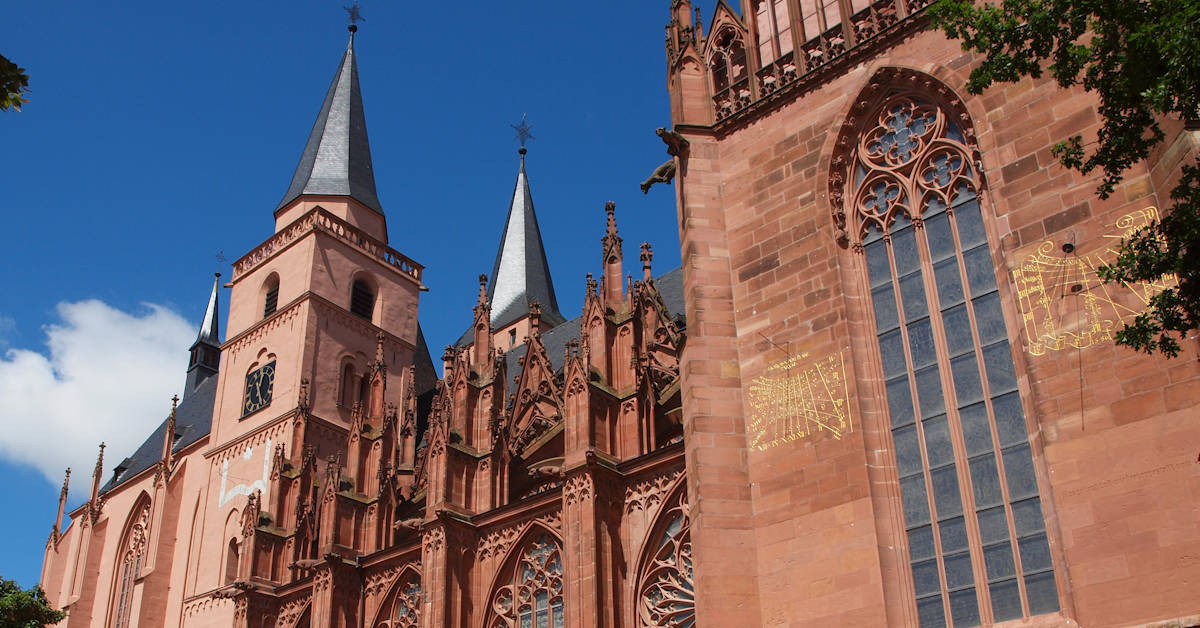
[511,114,534,148]
[345,2,365,29]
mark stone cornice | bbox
[232,206,422,285]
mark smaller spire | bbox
[161,395,179,475]
[601,202,624,305]
[641,242,654,280]
[87,443,105,521]
[49,468,70,548]
[375,331,386,367]
[197,273,220,346]
[477,274,489,306]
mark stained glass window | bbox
[637,489,695,628]
[376,571,422,628]
[111,502,150,628]
[489,533,564,628]
[847,94,1059,626]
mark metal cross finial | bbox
[345,2,365,30]
[511,114,535,148]
[215,250,227,265]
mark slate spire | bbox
[487,149,565,330]
[185,274,221,395]
[276,31,382,215]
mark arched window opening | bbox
[351,279,376,321]
[110,500,150,628]
[488,532,564,628]
[842,91,1059,626]
[224,538,239,585]
[341,364,357,407]
[753,0,793,65]
[709,28,749,120]
[637,487,695,628]
[374,571,422,628]
[262,274,280,318]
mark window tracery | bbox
[835,88,1060,626]
[110,500,150,628]
[375,571,421,628]
[709,27,749,120]
[488,532,564,628]
[637,488,694,628]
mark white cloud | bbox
[0,301,196,499]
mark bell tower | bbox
[196,24,427,597]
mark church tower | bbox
[197,25,427,610]
[478,146,566,353]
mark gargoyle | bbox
[393,517,423,531]
[657,127,690,156]
[527,465,564,480]
[640,159,677,194]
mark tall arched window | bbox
[351,279,376,321]
[110,500,150,628]
[753,0,793,65]
[637,486,694,628]
[709,27,749,119]
[262,273,280,318]
[488,532,564,628]
[224,538,239,585]
[341,363,357,407]
[841,90,1059,626]
[373,570,422,628]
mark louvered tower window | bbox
[350,279,375,320]
[263,274,279,318]
[846,94,1059,626]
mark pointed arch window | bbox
[843,92,1059,626]
[110,501,150,628]
[374,570,422,628]
[263,274,280,318]
[488,532,564,628]
[637,487,695,628]
[709,27,749,119]
[753,0,794,65]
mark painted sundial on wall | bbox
[745,349,851,451]
[1011,206,1176,356]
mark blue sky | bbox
[1,0,692,587]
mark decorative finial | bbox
[345,2,364,33]
[477,274,489,304]
[60,468,71,498]
[511,114,534,152]
[171,394,179,410]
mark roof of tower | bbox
[193,274,220,347]
[486,152,565,330]
[276,32,383,215]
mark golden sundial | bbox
[1011,206,1176,356]
[746,349,851,451]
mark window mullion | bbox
[946,204,1036,619]
[884,234,953,625]
[913,217,994,626]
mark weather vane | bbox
[511,114,534,149]
[345,2,365,32]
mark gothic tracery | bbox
[637,488,694,628]
[488,532,565,628]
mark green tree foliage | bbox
[929,0,1200,356]
[0,54,30,112]
[0,578,64,627]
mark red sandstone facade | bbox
[40,2,1200,627]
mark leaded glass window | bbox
[637,488,695,628]
[489,533,564,628]
[375,571,422,628]
[848,94,1059,626]
[111,502,150,628]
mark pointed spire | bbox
[87,443,105,522]
[161,395,179,474]
[186,274,222,395]
[49,468,70,548]
[277,31,382,215]
[197,273,220,345]
[601,202,624,305]
[487,149,565,329]
[641,242,654,280]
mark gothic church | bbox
[40,1,1200,627]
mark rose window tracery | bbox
[637,490,694,628]
[488,533,564,628]
[840,94,977,244]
